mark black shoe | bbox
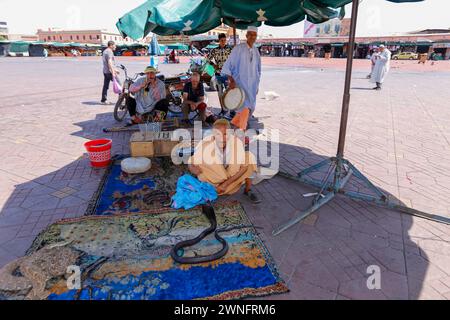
[244,190,261,204]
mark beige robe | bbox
[189,134,257,195]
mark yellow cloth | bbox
[189,134,257,195]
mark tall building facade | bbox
[0,22,8,39]
[36,28,145,45]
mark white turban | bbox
[247,26,258,33]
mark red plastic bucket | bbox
[84,139,112,168]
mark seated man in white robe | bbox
[188,119,260,203]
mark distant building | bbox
[258,29,450,60]
[207,24,230,38]
[189,24,246,49]
[158,23,244,48]
[0,21,8,39]
[8,34,39,42]
[304,18,343,38]
[339,19,351,37]
[36,28,146,46]
[408,29,450,35]
[157,34,190,45]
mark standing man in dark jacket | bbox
[101,41,119,104]
[207,33,232,115]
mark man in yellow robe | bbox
[188,119,260,203]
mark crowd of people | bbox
[98,25,417,205]
[100,27,263,202]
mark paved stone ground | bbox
[0,56,450,300]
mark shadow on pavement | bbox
[351,87,376,91]
[81,101,107,106]
[0,112,433,300]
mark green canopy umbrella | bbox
[116,0,421,40]
[116,0,446,233]
[116,0,348,40]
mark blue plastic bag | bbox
[171,174,218,210]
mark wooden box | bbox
[130,131,180,158]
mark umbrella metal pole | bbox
[273,0,361,236]
[336,0,359,159]
[272,0,450,236]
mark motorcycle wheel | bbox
[114,94,128,122]
[167,92,209,114]
[168,96,183,114]
[209,78,218,92]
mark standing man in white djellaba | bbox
[370,44,391,91]
[221,26,262,131]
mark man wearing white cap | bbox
[367,46,379,79]
[221,26,261,130]
[370,44,391,90]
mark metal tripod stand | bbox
[273,0,450,236]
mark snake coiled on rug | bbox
[170,204,229,264]
[170,205,260,264]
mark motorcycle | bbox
[188,56,230,116]
[113,64,191,122]
[188,56,218,91]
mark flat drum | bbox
[222,87,245,111]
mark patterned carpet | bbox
[0,157,288,300]
[24,202,288,300]
[86,157,187,216]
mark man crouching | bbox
[127,66,169,124]
[188,119,260,203]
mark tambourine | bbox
[222,87,245,111]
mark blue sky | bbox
[0,0,448,37]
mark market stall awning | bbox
[29,41,47,45]
[205,42,218,49]
[49,42,71,47]
[166,42,189,50]
[9,41,31,53]
[126,43,147,47]
[69,42,94,48]
[117,0,422,40]
[85,43,102,48]
[190,35,218,42]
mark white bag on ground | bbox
[264,91,280,101]
[252,167,279,185]
[121,157,152,174]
